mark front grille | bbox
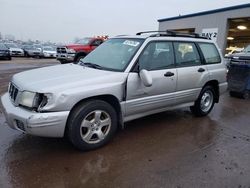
[12,51,21,54]
[57,47,67,54]
[9,82,19,103]
[15,120,25,131]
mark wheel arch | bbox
[203,80,219,103]
[65,94,123,137]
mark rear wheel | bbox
[243,90,250,99]
[59,60,67,64]
[190,86,215,117]
[67,100,118,151]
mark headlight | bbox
[19,91,48,110]
[67,48,75,53]
[19,91,37,107]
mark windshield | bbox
[0,43,8,50]
[23,45,36,50]
[76,38,92,45]
[80,38,144,71]
[5,43,18,48]
[244,45,250,52]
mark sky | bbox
[0,0,249,43]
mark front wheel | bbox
[67,100,118,151]
[75,55,86,63]
[190,86,215,117]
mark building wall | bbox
[158,7,250,52]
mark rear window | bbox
[198,43,221,64]
[173,42,201,67]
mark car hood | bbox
[231,52,250,60]
[66,44,88,48]
[12,64,128,93]
[10,47,23,52]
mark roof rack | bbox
[136,30,209,40]
[136,31,168,35]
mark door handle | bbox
[198,68,205,73]
[164,72,175,77]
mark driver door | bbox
[125,41,177,118]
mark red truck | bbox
[56,37,106,64]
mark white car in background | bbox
[42,46,56,58]
[4,43,24,57]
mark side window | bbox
[92,39,103,46]
[139,41,175,71]
[198,43,221,64]
[174,42,201,67]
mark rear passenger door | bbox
[174,42,210,104]
[197,43,226,84]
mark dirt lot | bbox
[0,58,250,188]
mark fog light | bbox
[15,120,25,131]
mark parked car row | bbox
[0,42,57,60]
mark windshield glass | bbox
[23,45,36,50]
[244,45,250,52]
[0,43,8,50]
[76,38,92,45]
[80,38,144,71]
[5,43,18,48]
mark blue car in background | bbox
[228,57,250,99]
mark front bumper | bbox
[0,93,70,138]
[56,53,75,62]
[44,53,56,58]
[28,52,43,57]
[10,52,24,57]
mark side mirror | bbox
[139,69,152,87]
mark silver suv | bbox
[0,31,228,150]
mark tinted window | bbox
[76,38,91,45]
[174,42,201,67]
[92,39,103,46]
[198,43,221,64]
[139,41,175,71]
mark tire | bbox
[75,55,86,63]
[7,56,11,60]
[59,60,67,64]
[229,91,238,98]
[242,90,250,100]
[190,85,215,117]
[67,100,118,151]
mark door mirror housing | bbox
[139,69,152,87]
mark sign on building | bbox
[201,28,218,41]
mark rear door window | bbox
[198,43,221,64]
[173,42,201,67]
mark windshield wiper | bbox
[79,61,103,70]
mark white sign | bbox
[201,28,218,42]
[123,40,140,47]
